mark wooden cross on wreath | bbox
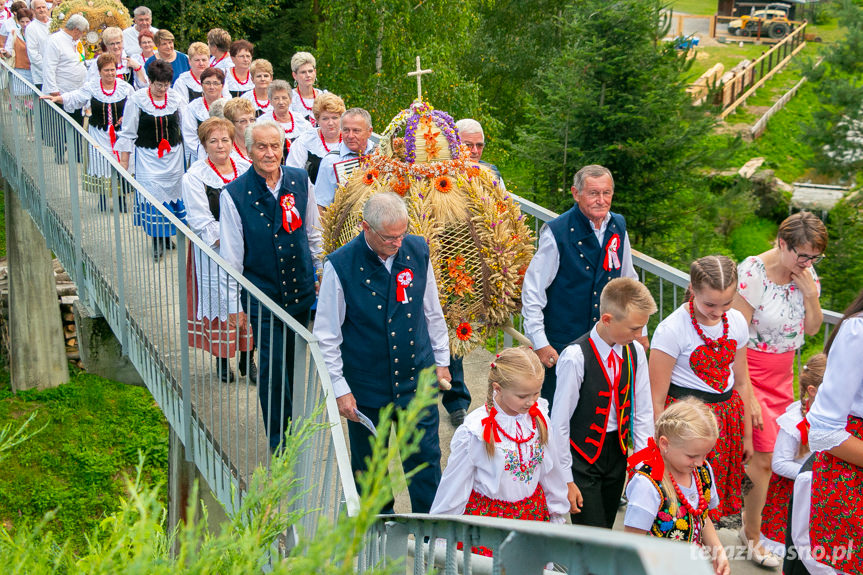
[407,56,433,100]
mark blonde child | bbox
[649,255,756,534]
[759,353,825,557]
[430,347,570,527]
[625,398,729,575]
[550,277,657,528]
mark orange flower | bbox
[363,169,379,185]
[496,201,508,214]
[456,322,472,341]
[434,176,453,194]
[390,175,409,196]
[467,165,481,177]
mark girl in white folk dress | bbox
[430,346,570,556]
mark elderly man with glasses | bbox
[455,118,504,189]
[314,191,451,514]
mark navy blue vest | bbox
[543,207,627,349]
[226,166,316,314]
[328,234,435,409]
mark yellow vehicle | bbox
[727,3,792,39]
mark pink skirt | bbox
[747,348,795,452]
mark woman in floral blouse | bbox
[733,211,827,566]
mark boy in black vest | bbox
[550,278,657,528]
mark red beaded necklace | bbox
[233,142,249,162]
[688,299,728,349]
[190,71,201,86]
[211,52,227,67]
[232,68,250,86]
[298,87,316,111]
[100,78,117,97]
[253,91,269,110]
[669,470,709,518]
[273,110,295,134]
[207,157,237,184]
[319,129,341,153]
[148,87,167,110]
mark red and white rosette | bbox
[396,269,413,304]
[603,233,621,271]
[280,194,302,233]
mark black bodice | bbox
[89,97,126,131]
[136,109,182,150]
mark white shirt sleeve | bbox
[542,415,576,517]
[771,428,804,480]
[423,260,450,367]
[25,25,43,73]
[41,35,59,94]
[312,260,350,398]
[791,471,837,575]
[620,231,638,281]
[624,471,662,531]
[59,83,92,113]
[181,169,220,248]
[522,225,560,350]
[549,344,584,484]
[315,154,338,207]
[114,93,139,153]
[218,189,245,314]
[3,30,14,53]
[430,425,478,516]
[808,316,863,452]
[304,182,324,274]
[285,137,309,170]
[632,342,655,451]
[181,105,201,162]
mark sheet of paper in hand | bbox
[333,157,361,184]
[354,409,377,437]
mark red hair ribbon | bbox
[481,406,501,444]
[797,417,810,447]
[627,437,664,481]
[528,402,546,429]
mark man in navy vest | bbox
[219,119,324,452]
[522,165,644,408]
[314,192,451,513]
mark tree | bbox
[817,194,863,312]
[514,0,716,247]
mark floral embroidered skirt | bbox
[460,484,550,556]
[760,472,793,547]
[810,415,863,574]
[667,390,744,521]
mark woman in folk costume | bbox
[285,91,344,185]
[807,289,863,575]
[431,346,570,545]
[289,51,327,127]
[257,79,313,162]
[649,256,757,534]
[240,58,273,118]
[223,97,255,164]
[224,39,254,98]
[757,353,824,558]
[43,52,135,211]
[181,117,255,383]
[625,397,729,575]
[174,42,213,105]
[87,27,147,88]
[182,66,226,164]
[116,59,186,261]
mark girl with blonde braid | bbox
[430,347,570,528]
[625,398,729,575]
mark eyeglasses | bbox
[366,223,407,244]
[464,142,485,150]
[791,246,824,265]
[202,81,223,87]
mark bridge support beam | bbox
[5,186,68,391]
[73,301,144,386]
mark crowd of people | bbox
[2,3,860,573]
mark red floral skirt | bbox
[459,484,550,556]
[760,473,793,545]
[810,415,863,574]
[186,250,253,357]
[667,391,744,521]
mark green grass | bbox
[728,217,777,261]
[669,0,716,16]
[0,366,169,551]
[687,43,772,80]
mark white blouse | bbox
[430,398,570,522]
[624,462,719,532]
[290,87,327,126]
[771,401,809,479]
[181,156,251,248]
[224,67,253,95]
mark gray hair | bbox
[290,51,316,73]
[363,192,408,229]
[341,107,372,130]
[101,26,122,43]
[133,6,152,18]
[65,14,89,32]
[267,79,291,100]
[246,119,284,154]
[455,118,483,138]
[209,98,229,119]
[573,164,614,192]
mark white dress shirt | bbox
[314,140,376,208]
[313,235,450,399]
[24,18,49,85]
[771,401,809,479]
[790,466,837,575]
[218,167,324,313]
[122,25,158,57]
[808,315,863,452]
[430,398,570,521]
[522,212,638,350]
[42,30,87,95]
[550,325,654,483]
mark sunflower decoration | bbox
[321,98,535,357]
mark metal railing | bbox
[0,63,359,538]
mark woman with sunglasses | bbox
[732,211,827,568]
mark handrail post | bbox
[67,121,89,307]
[177,232,194,462]
[111,175,129,349]
[32,99,50,232]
